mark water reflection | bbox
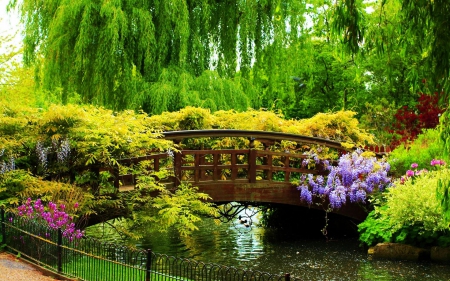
[86,216,450,280]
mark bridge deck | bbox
[115,130,368,221]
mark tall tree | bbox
[9,0,308,111]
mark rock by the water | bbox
[369,243,430,261]
[431,246,450,263]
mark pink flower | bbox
[406,170,414,177]
[431,159,446,166]
[411,163,418,169]
[16,198,84,241]
[400,176,406,184]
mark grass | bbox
[62,255,191,281]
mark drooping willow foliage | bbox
[10,0,310,112]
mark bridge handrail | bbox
[162,129,350,151]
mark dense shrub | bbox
[358,167,450,248]
[389,92,446,146]
[387,128,449,177]
[147,107,375,148]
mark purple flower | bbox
[297,148,391,210]
[355,189,366,202]
[56,139,71,163]
[302,158,310,167]
[411,163,418,169]
[406,170,414,177]
[299,185,313,205]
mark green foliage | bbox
[359,99,400,145]
[11,0,306,111]
[0,170,90,219]
[129,180,218,237]
[148,107,375,148]
[387,128,448,177]
[142,69,252,115]
[0,103,220,236]
[358,208,393,247]
[332,0,366,54]
[359,168,450,247]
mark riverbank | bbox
[0,252,58,281]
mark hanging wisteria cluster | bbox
[16,198,84,241]
[298,149,392,209]
[55,138,71,163]
[36,141,49,170]
[36,138,71,169]
[0,149,15,174]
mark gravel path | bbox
[0,252,58,281]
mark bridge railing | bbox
[171,149,325,186]
[115,130,398,192]
[115,130,350,190]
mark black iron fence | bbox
[0,209,300,281]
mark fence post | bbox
[146,249,152,281]
[1,207,5,245]
[284,273,291,281]
[57,228,62,274]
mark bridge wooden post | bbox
[248,137,256,183]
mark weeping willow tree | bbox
[9,0,310,112]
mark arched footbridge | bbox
[115,130,370,221]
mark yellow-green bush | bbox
[147,107,375,148]
[359,168,450,247]
[387,128,449,177]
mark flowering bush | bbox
[399,159,446,184]
[16,198,84,241]
[297,149,392,209]
[359,166,450,247]
[387,128,449,178]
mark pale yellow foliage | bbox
[148,107,375,147]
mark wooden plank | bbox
[231,152,238,180]
[213,153,219,181]
[194,154,200,182]
[162,130,348,151]
[249,149,257,183]
[174,151,182,187]
[266,153,272,181]
[284,155,290,182]
[256,150,308,158]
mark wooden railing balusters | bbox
[284,155,290,182]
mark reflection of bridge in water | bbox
[116,130,368,221]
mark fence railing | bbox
[0,209,300,281]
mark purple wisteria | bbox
[36,141,49,170]
[297,149,392,209]
[16,198,84,241]
[0,149,15,174]
[53,138,71,163]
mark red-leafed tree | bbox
[390,92,446,146]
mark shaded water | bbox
[86,217,450,281]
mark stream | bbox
[85,214,450,281]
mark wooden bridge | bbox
[116,130,369,221]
